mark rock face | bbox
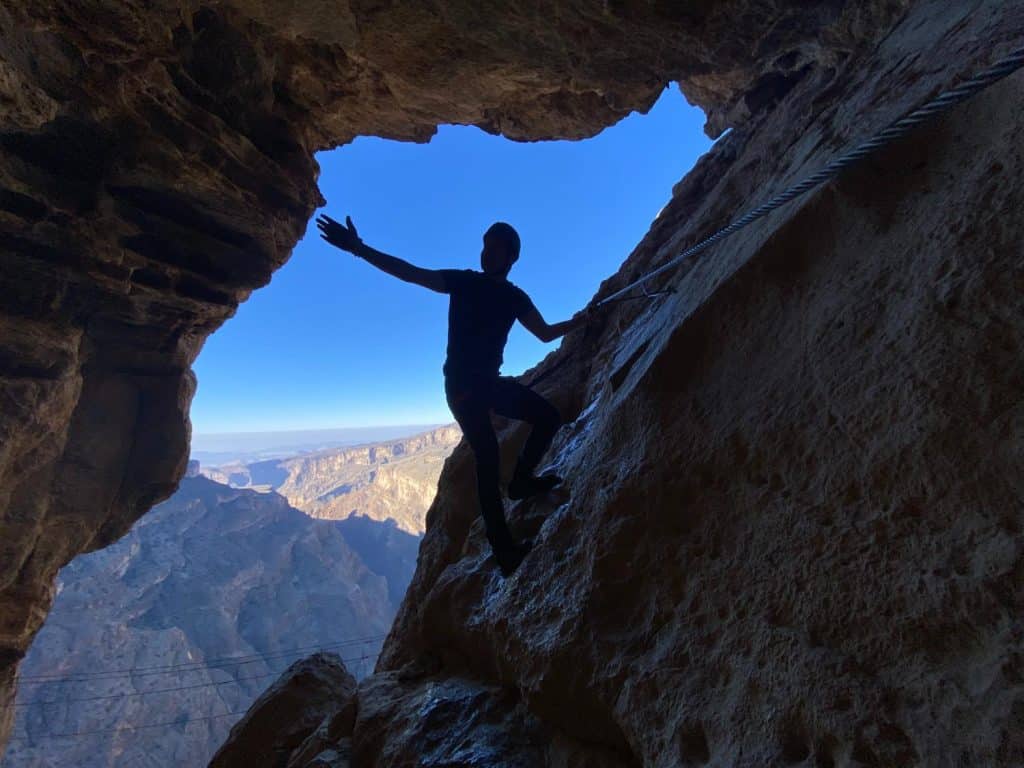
[209,653,357,768]
[202,424,462,534]
[1,476,406,767]
[3,0,1022,764]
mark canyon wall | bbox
[203,423,462,533]
[3,0,1022,764]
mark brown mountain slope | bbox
[202,425,461,534]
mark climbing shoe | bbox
[507,472,562,501]
[493,538,533,578]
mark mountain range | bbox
[1,475,420,768]
[201,424,461,535]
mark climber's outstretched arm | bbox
[519,305,597,343]
[316,214,446,293]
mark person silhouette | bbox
[316,213,596,576]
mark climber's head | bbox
[480,222,520,276]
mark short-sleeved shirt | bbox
[439,269,535,379]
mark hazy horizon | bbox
[189,421,455,467]
[192,421,450,441]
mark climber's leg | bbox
[445,376,521,559]
[491,377,563,499]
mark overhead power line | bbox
[17,634,387,684]
[8,708,252,741]
[8,652,379,741]
[14,650,379,708]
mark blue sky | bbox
[190,85,711,434]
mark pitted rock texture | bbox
[352,672,549,768]
[1,0,912,737]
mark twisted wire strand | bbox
[597,43,1024,306]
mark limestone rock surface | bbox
[369,4,1024,765]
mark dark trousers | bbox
[445,374,561,553]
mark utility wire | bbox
[14,651,379,708]
[16,640,383,685]
[7,652,379,741]
[17,634,386,684]
[7,709,251,741]
[15,669,285,708]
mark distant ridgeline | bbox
[2,475,420,768]
[200,424,462,535]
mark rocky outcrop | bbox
[209,653,357,768]
[202,424,462,534]
[207,1,1023,766]
[373,6,1024,766]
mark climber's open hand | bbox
[568,304,603,333]
[576,302,611,325]
[316,214,364,254]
